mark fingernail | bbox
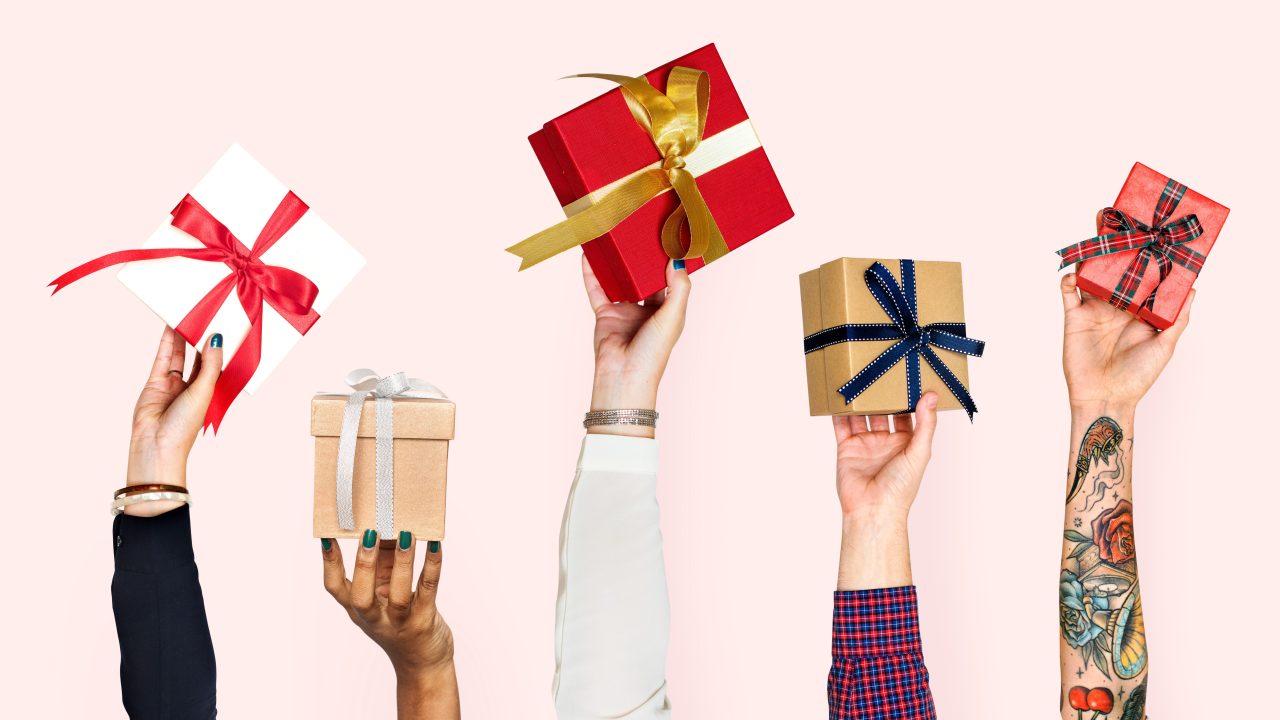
[672,259,685,271]
[427,540,441,553]
[362,529,377,549]
[320,538,333,552]
[210,333,223,348]
[398,531,412,551]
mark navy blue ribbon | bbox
[803,260,986,418]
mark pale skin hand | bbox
[1058,218,1193,719]
[124,326,222,517]
[582,255,691,438]
[833,393,938,590]
[322,536,459,720]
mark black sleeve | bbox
[111,505,217,719]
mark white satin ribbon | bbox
[334,369,447,539]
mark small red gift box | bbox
[1072,163,1228,329]
[523,43,793,302]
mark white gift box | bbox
[117,144,365,393]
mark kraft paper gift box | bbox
[800,258,985,417]
[312,386,455,541]
[52,143,365,430]
[512,43,794,302]
[1060,162,1228,330]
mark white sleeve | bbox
[553,434,672,719]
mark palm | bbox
[1061,280,1190,407]
[834,418,923,517]
[593,300,666,377]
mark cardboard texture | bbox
[800,258,971,416]
[529,43,793,302]
[1075,162,1228,329]
[311,395,455,541]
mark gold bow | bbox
[507,67,729,270]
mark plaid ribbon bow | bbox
[1056,178,1206,312]
[802,260,986,419]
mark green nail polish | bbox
[398,531,412,551]
[362,529,377,548]
[210,333,223,348]
[427,540,441,553]
[320,538,332,552]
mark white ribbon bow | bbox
[335,369,447,538]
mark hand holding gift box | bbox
[312,370,455,541]
[509,43,793,302]
[50,144,365,431]
[1056,162,1228,329]
[801,259,986,418]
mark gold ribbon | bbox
[507,67,730,270]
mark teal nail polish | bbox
[427,540,441,553]
[320,538,333,552]
[210,333,223,348]
[362,529,377,548]
[672,259,685,271]
[398,531,412,551]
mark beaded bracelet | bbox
[583,409,659,428]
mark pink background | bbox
[1,1,1274,717]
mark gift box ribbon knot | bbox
[335,369,447,539]
[802,260,986,419]
[507,66,763,271]
[50,193,321,432]
[1055,178,1206,312]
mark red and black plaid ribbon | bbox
[1056,179,1206,312]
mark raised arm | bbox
[828,395,940,720]
[553,257,689,719]
[1057,266,1194,720]
[113,327,222,719]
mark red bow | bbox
[51,192,320,432]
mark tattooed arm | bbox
[1057,261,1195,720]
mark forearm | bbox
[1059,402,1146,719]
[838,512,912,591]
[397,666,460,720]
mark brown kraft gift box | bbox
[311,395,455,540]
[800,258,972,416]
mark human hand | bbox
[321,532,459,718]
[1060,215,1194,412]
[582,256,691,438]
[833,393,939,524]
[123,326,222,517]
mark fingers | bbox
[868,415,890,432]
[581,255,611,314]
[184,334,223,403]
[832,415,867,443]
[1060,273,1082,313]
[320,538,350,606]
[1095,209,1105,235]
[415,540,443,614]
[388,531,416,619]
[905,392,939,467]
[1158,288,1195,349]
[349,529,381,619]
[146,326,184,383]
[651,259,691,338]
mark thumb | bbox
[1157,288,1194,350]
[652,259,691,339]
[1060,273,1082,314]
[905,392,939,467]
[183,333,224,412]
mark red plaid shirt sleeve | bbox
[828,586,936,720]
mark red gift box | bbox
[1075,163,1229,329]
[524,43,793,302]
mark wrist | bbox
[1068,398,1137,422]
[588,377,658,438]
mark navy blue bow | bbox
[803,260,986,418]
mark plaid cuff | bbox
[832,586,923,658]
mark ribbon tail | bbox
[837,338,913,404]
[49,247,225,292]
[664,168,727,262]
[920,346,978,420]
[506,169,671,270]
[202,316,261,433]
